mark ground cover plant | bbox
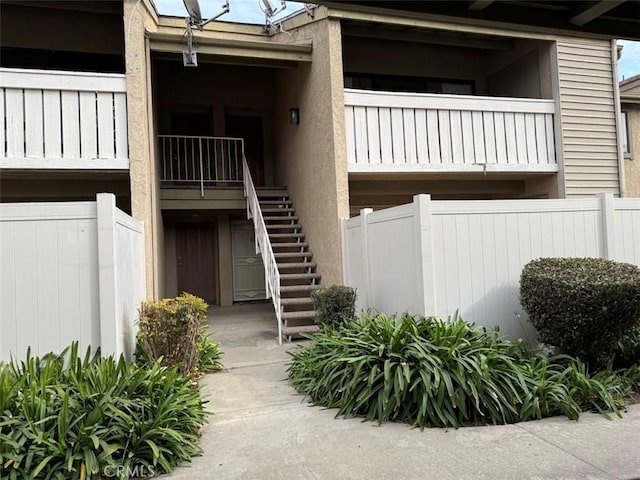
[287,313,639,430]
[520,257,640,368]
[0,342,209,480]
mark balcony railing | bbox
[0,67,128,169]
[344,89,557,174]
[158,135,244,196]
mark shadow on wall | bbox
[461,283,539,347]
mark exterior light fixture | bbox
[289,107,300,125]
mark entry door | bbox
[225,114,265,186]
[232,222,266,302]
[176,223,217,303]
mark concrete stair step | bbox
[262,208,295,213]
[274,251,312,258]
[277,262,316,269]
[257,192,289,198]
[271,242,309,249]
[280,297,314,306]
[266,224,302,230]
[264,215,298,221]
[280,284,322,293]
[281,310,316,320]
[260,200,292,206]
[282,324,320,337]
[269,233,305,239]
[280,273,321,280]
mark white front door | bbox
[232,221,267,302]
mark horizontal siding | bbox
[557,39,620,197]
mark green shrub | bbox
[137,293,208,375]
[311,285,357,329]
[287,313,633,429]
[614,325,640,369]
[0,342,208,480]
[135,325,223,376]
[520,257,640,367]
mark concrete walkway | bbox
[164,303,640,480]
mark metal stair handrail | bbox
[242,155,283,344]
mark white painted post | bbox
[599,192,616,260]
[360,208,373,311]
[340,218,349,285]
[413,195,437,317]
[96,193,119,356]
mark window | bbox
[621,111,630,155]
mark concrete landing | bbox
[162,303,640,480]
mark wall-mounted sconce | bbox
[289,107,300,125]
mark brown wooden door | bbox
[176,223,217,303]
[225,114,265,186]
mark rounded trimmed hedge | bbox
[520,257,640,365]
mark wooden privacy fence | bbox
[341,194,640,342]
[0,194,145,361]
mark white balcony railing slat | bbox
[0,68,129,170]
[344,88,558,173]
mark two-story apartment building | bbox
[2,0,639,341]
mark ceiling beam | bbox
[569,0,626,26]
[468,0,495,11]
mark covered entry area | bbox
[148,22,313,306]
[162,209,266,306]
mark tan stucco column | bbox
[273,18,349,286]
[123,0,161,298]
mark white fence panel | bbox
[341,217,366,309]
[0,194,145,361]
[367,204,421,316]
[0,68,129,170]
[342,194,640,343]
[430,199,602,341]
[612,199,640,265]
[114,210,146,358]
[0,203,100,359]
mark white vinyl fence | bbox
[0,194,145,361]
[341,193,640,342]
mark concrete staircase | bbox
[257,188,321,341]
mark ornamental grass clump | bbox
[287,313,635,430]
[520,257,640,367]
[137,293,209,375]
[0,342,208,480]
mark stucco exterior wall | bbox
[124,0,162,298]
[273,18,349,285]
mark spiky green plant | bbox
[0,342,209,480]
[287,313,633,429]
